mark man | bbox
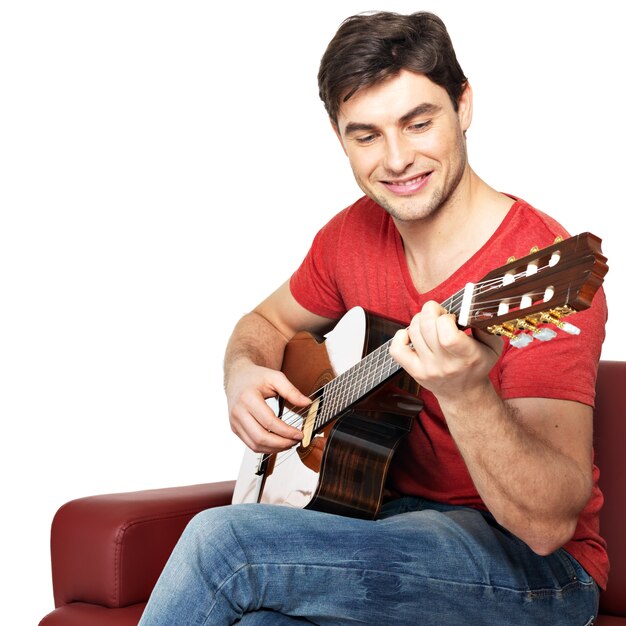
[139,11,607,625]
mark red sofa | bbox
[39,361,626,625]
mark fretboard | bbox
[312,292,463,433]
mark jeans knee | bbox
[183,505,235,546]
[180,504,261,558]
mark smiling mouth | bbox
[381,172,432,194]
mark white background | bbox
[1,1,624,623]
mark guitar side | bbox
[231,308,422,519]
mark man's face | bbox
[334,70,472,223]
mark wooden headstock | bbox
[458,233,608,347]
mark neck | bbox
[396,170,513,293]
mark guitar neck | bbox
[313,293,462,433]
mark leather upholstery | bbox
[39,362,626,624]
[39,481,235,625]
[595,361,626,623]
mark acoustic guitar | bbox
[232,233,608,519]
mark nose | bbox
[383,133,415,175]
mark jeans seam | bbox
[213,563,598,625]
[202,562,252,626]
[202,519,260,626]
[237,562,589,596]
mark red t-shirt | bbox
[290,195,609,589]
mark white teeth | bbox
[391,174,425,186]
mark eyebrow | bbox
[399,103,442,125]
[343,102,443,137]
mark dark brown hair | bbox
[318,11,467,124]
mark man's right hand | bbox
[226,360,310,454]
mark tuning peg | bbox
[487,324,534,349]
[533,327,558,341]
[487,324,515,340]
[539,310,581,336]
[510,333,534,349]
[529,240,562,265]
[556,322,581,335]
[516,318,558,342]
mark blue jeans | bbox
[138,498,599,625]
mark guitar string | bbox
[258,254,579,472]
[260,284,558,471]
[271,282,557,435]
[256,262,562,466]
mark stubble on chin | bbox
[362,184,446,224]
[377,163,467,223]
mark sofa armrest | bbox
[50,481,236,609]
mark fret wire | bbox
[323,376,339,426]
[337,345,382,416]
[321,377,337,426]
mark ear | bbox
[457,81,473,132]
[331,119,348,156]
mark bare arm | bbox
[224,280,336,453]
[389,301,593,555]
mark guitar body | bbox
[232,307,422,519]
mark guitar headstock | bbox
[461,233,608,348]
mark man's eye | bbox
[355,134,377,144]
[409,121,431,132]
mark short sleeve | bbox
[289,210,348,320]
